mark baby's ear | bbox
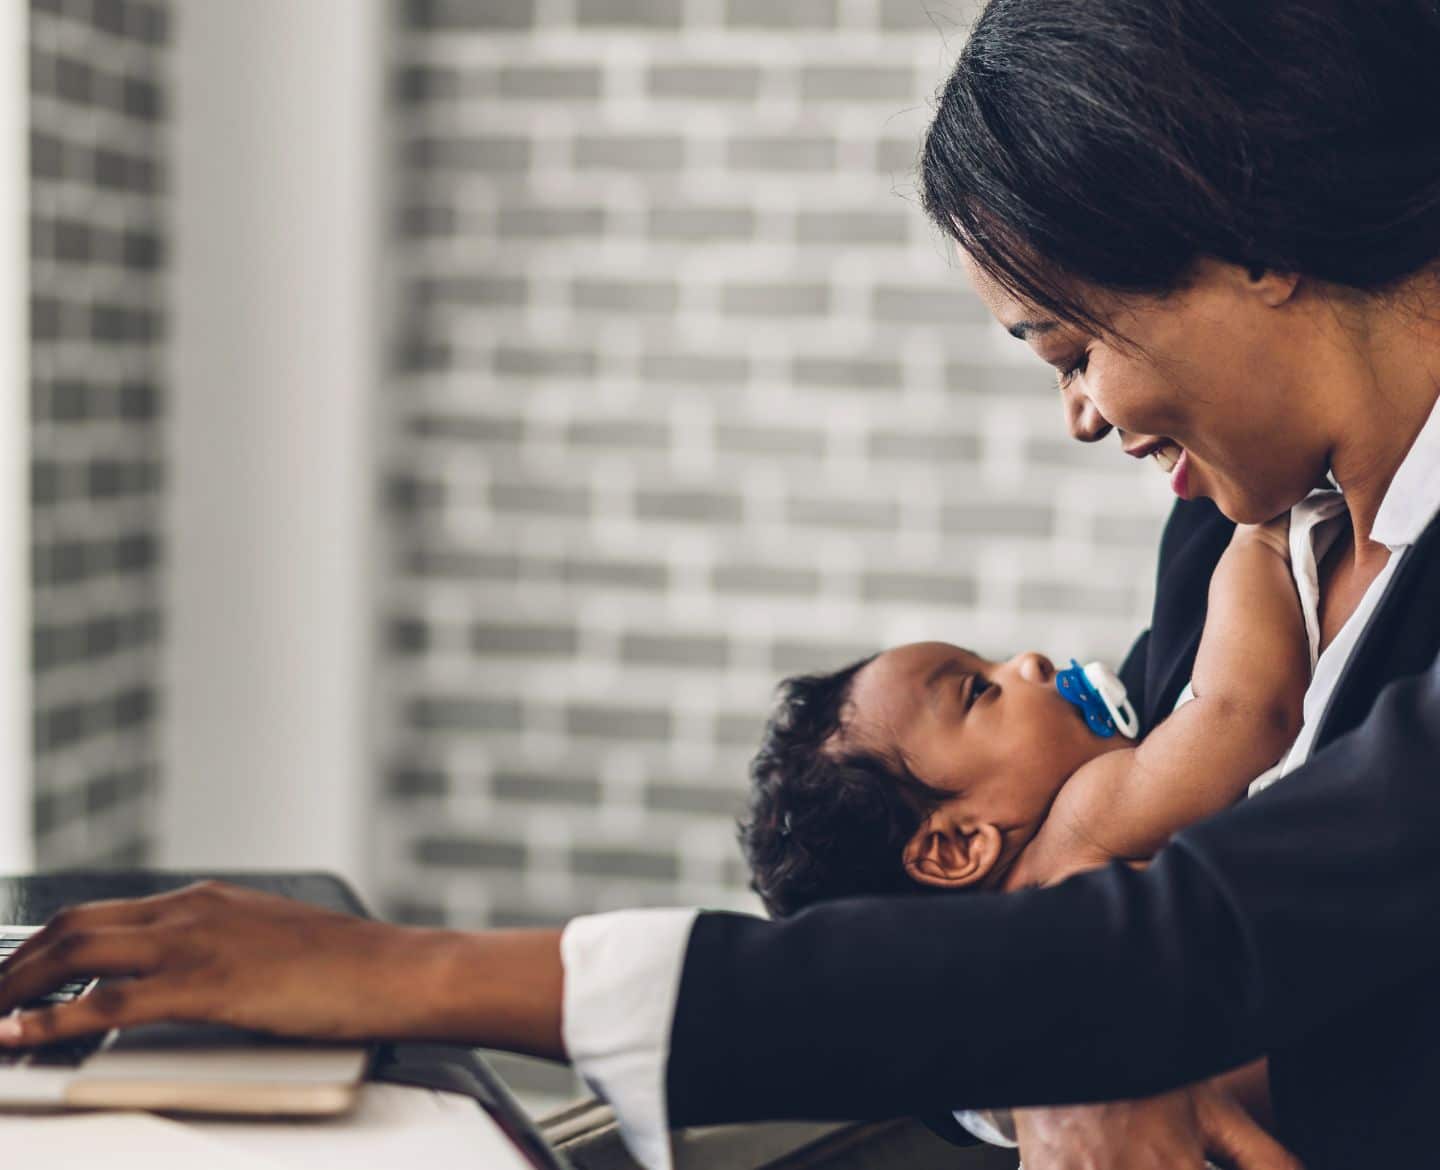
[902,809,1002,890]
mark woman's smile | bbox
[1122,435,1191,497]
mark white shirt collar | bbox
[1372,390,1440,550]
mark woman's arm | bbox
[0,882,566,1058]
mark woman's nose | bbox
[1063,382,1112,443]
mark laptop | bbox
[0,872,571,1169]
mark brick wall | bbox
[28,0,168,865]
[378,0,1175,946]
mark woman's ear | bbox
[901,810,1003,890]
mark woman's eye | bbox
[1057,352,1090,388]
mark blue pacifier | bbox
[1055,659,1140,740]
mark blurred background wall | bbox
[29,0,167,866]
[21,0,1174,1108]
[376,0,1172,934]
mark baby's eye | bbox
[965,676,992,709]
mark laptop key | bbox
[17,981,92,1010]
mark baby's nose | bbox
[1014,652,1055,684]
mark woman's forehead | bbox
[957,246,1012,316]
[957,246,1062,336]
[957,243,1126,340]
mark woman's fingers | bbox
[0,882,227,997]
[1014,1094,1210,1170]
[0,976,182,1047]
[1,890,181,973]
[0,926,166,1019]
[1198,1086,1304,1170]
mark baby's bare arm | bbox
[1024,518,1307,878]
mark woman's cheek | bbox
[1090,362,1188,438]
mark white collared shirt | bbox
[560,392,1440,1170]
[1252,392,1440,785]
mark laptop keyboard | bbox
[0,932,104,1069]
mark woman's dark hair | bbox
[922,0,1440,334]
[739,656,950,918]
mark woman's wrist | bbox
[408,924,567,1060]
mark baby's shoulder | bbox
[1228,511,1291,562]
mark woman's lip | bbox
[1123,438,1169,459]
[1171,448,1191,499]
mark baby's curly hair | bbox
[739,655,951,918]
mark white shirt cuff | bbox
[953,1107,1018,1147]
[561,907,699,1170]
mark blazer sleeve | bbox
[665,647,1440,1128]
[1118,627,1150,716]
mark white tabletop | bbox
[3,1083,534,1169]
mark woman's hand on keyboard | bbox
[0,881,566,1059]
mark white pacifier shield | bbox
[1081,662,1140,739]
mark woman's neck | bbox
[1322,292,1440,556]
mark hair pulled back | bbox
[923,0,1440,330]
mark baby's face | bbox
[839,641,1124,833]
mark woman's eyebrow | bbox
[1007,319,1059,341]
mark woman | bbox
[4,1,1440,1167]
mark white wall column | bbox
[0,2,33,873]
[164,0,384,891]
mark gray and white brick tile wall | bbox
[28,0,168,867]
[378,0,1174,951]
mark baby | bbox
[740,517,1308,1159]
[741,516,1308,918]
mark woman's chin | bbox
[1211,497,1270,524]
[1202,480,1309,526]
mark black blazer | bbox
[666,497,1440,1170]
